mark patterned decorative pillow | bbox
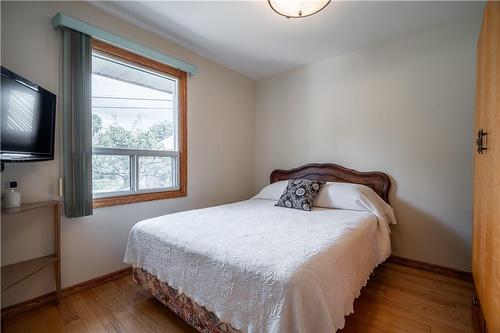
[275,179,326,211]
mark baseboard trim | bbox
[0,292,57,321]
[61,266,132,298]
[1,266,132,320]
[387,255,473,282]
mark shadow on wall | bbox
[388,176,471,272]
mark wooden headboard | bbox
[270,163,391,203]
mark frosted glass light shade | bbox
[268,0,331,18]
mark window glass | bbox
[92,53,176,151]
[92,154,131,193]
[138,156,175,190]
[91,51,180,198]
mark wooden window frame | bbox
[91,39,187,208]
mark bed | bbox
[124,163,396,333]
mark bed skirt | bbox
[133,267,242,333]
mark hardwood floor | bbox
[341,263,474,333]
[1,262,475,333]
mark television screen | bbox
[1,66,56,162]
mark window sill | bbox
[93,189,186,208]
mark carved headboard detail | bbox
[270,163,391,204]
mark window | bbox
[91,40,187,208]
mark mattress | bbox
[124,198,392,333]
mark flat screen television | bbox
[1,66,56,162]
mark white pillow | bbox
[314,182,397,225]
[252,180,288,200]
[314,182,369,211]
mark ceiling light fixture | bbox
[268,0,331,19]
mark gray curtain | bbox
[61,28,93,218]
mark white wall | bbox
[1,1,255,307]
[255,15,481,272]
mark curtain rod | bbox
[51,12,197,76]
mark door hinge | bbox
[476,129,488,154]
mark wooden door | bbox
[473,2,500,332]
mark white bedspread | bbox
[124,199,392,333]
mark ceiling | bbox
[92,1,484,80]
